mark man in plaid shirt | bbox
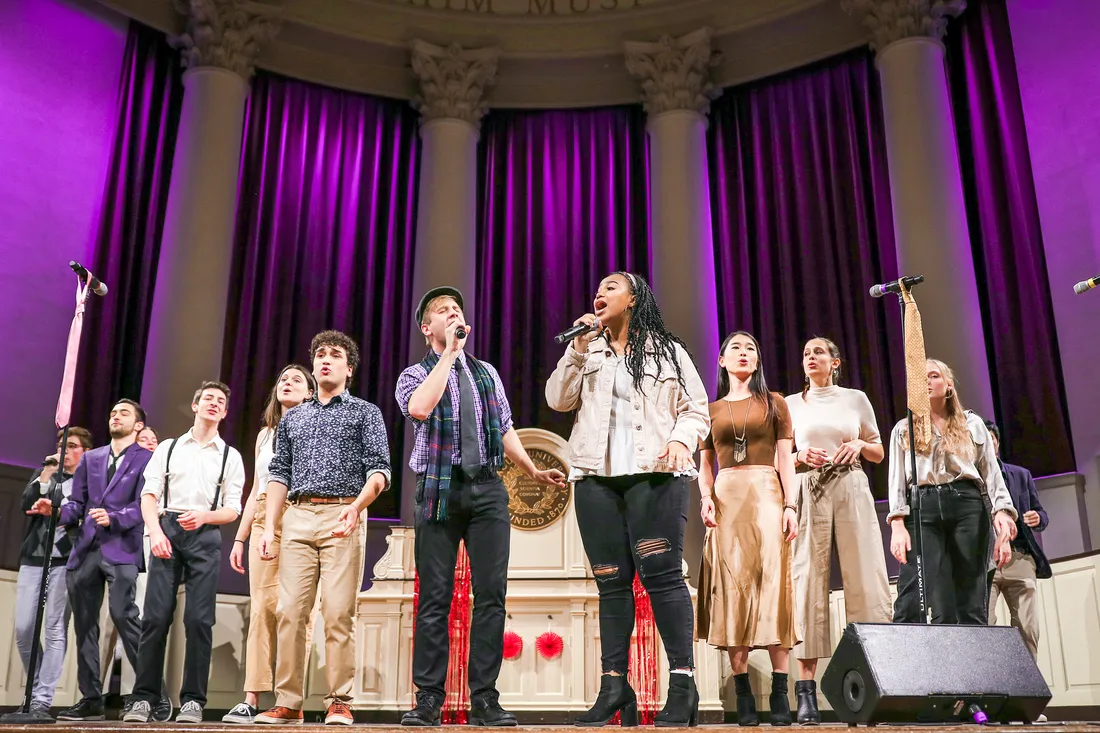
[396,286,564,727]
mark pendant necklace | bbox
[727,397,752,464]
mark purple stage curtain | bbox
[707,48,904,498]
[221,72,420,519]
[946,0,1076,474]
[72,23,182,431]
[475,107,651,438]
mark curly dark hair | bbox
[598,271,694,396]
[309,330,360,386]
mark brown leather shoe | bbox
[255,707,304,725]
[326,702,354,726]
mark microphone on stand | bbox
[1073,275,1100,295]
[69,261,108,296]
[869,274,924,298]
[554,322,599,345]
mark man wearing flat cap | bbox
[396,286,565,727]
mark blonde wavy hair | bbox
[902,359,974,460]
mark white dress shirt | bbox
[254,428,274,499]
[142,429,245,515]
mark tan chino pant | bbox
[274,502,365,710]
[988,550,1040,660]
[792,466,892,660]
[246,496,287,692]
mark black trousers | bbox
[413,469,511,701]
[893,481,992,625]
[131,516,221,707]
[574,473,694,673]
[67,546,141,702]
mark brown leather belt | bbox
[290,495,356,505]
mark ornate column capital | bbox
[410,40,500,128]
[624,27,720,117]
[841,0,967,51]
[171,0,280,79]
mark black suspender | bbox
[163,435,231,512]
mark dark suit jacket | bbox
[60,443,152,570]
[1001,460,1051,579]
[19,470,75,566]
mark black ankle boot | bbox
[574,674,638,727]
[655,674,699,727]
[734,673,760,727]
[794,680,820,725]
[769,673,792,727]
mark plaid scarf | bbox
[420,350,504,522]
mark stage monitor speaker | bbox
[821,623,1051,724]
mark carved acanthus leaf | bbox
[170,0,280,79]
[410,40,500,127]
[624,27,720,117]
[841,0,967,50]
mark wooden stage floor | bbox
[0,724,1097,732]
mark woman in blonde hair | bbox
[888,359,1017,625]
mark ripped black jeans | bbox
[574,473,695,673]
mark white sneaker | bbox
[176,701,204,724]
[1037,713,1048,723]
[123,700,152,723]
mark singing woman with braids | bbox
[888,358,1017,626]
[784,337,892,725]
[546,271,709,728]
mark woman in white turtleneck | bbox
[784,337,893,725]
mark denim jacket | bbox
[545,339,711,474]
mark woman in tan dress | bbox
[697,331,800,727]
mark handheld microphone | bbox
[69,261,108,296]
[1074,275,1100,295]
[869,274,924,298]
[554,322,599,344]
[455,326,467,340]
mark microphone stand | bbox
[895,290,929,624]
[2,272,94,724]
[3,453,72,724]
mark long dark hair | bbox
[716,331,776,428]
[602,272,693,395]
[262,364,317,434]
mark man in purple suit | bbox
[41,400,164,722]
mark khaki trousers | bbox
[792,466,892,660]
[988,550,1040,660]
[274,502,365,709]
[245,497,281,691]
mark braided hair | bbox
[599,271,694,396]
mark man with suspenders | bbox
[123,381,245,724]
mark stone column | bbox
[401,41,499,523]
[141,0,277,435]
[844,0,996,417]
[625,28,721,586]
[625,28,721,395]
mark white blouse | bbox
[886,411,1016,521]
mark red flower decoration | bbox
[503,630,523,660]
[535,631,564,660]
